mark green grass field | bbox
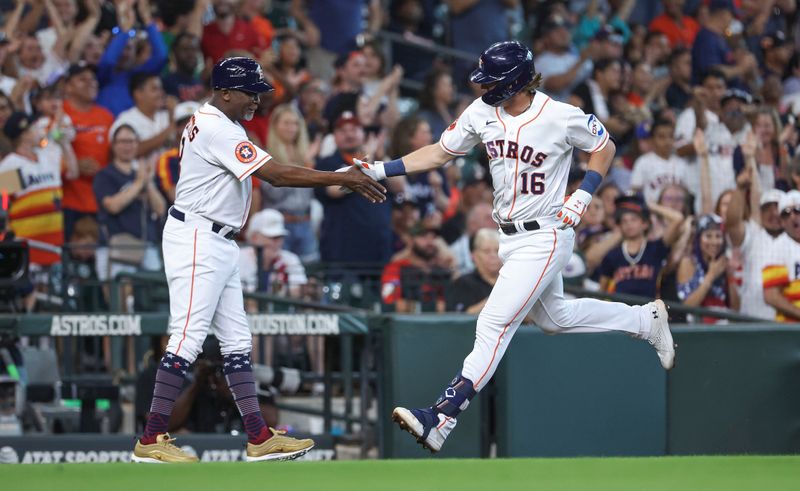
[5,456,800,491]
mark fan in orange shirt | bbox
[648,0,701,48]
[61,63,114,239]
[241,0,275,47]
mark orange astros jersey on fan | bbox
[438,94,609,224]
[173,101,272,230]
[0,143,64,265]
[762,237,800,322]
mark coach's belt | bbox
[169,207,236,240]
[499,220,541,235]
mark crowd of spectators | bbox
[0,0,799,329]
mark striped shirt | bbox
[0,144,64,265]
[762,237,800,322]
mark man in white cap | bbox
[726,182,786,319]
[763,190,800,322]
[240,208,307,298]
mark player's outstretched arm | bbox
[254,160,386,203]
[351,143,453,181]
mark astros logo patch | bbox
[235,142,256,163]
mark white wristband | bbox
[372,162,388,181]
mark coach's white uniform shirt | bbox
[173,102,271,230]
[439,93,609,225]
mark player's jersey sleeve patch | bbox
[587,114,605,137]
[447,118,458,131]
[235,142,257,163]
[566,108,610,153]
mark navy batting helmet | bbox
[470,41,536,107]
[211,57,274,94]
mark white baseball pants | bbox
[462,226,652,391]
[162,213,252,363]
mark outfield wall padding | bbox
[494,328,667,457]
[378,316,800,457]
[379,315,486,458]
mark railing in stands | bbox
[562,284,777,324]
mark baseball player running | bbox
[354,41,675,453]
[132,57,385,463]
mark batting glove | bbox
[336,159,385,194]
[557,189,592,229]
[353,158,387,181]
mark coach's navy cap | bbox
[212,57,273,94]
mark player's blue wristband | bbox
[384,158,407,177]
[578,170,603,195]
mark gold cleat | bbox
[246,427,315,462]
[131,433,199,463]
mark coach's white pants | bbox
[162,214,251,363]
[462,226,651,391]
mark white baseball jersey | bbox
[173,102,272,229]
[439,93,609,224]
[630,151,689,204]
[674,107,748,213]
[739,222,786,319]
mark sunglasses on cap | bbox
[780,206,800,218]
[696,213,722,232]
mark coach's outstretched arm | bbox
[255,160,387,203]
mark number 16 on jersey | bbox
[519,171,544,195]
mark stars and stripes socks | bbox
[223,352,270,444]
[141,352,190,444]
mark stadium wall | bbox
[380,317,800,458]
